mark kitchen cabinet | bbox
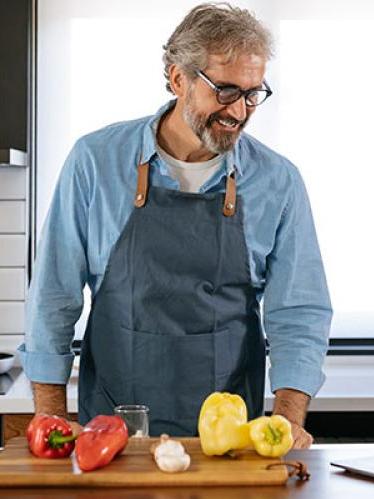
[0,235,26,266]
[4,413,79,443]
[0,303,25,334]
[0,200,26,233]
[0,168,26,198]
[0,0,32,357]
[0,269,25,300]
[0,0,29,152]
[3,414,36,442]
[0,164,29,352]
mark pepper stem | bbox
[48,430,77,449]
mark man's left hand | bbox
[272,388,313,449]
[290,421,314,449]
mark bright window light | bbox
[279,20,374,337]
[37,2,374,340]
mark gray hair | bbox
[162,2,274,94]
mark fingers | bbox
[291,423,314,449]
[293,431,313,449]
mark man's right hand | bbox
[32,382,84,435]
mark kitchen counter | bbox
[1,444,374,497]
[2,360,374,449]
[1,360,80,413]
[0,357,374,414]
[2,355,374,413]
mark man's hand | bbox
[32,382,83,436]
[290,422,314,449]
[272,388,313,449]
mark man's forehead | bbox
[205,52,266,73]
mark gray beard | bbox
[182,95,248,154]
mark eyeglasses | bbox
[195,69,272,107]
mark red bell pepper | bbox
[75,415,128,471]
[26,414,76,458]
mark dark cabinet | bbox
[0,0,29,151]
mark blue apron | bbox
[79,162,265,436]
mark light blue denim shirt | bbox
[18,99,332,397]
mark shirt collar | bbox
[140,100,175,164]
[140,99,244,177]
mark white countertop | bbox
[2,354,374,413]
[0,361,80,413]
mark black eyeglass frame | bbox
[195,69,273,107]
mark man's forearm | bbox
[272,388,310,426]
[32,382,68,417]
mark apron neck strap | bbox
[223,172,236,217]
[134,161,237,217]
[134,162,149,208]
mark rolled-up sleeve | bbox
[264,165,333,397]
[18,140,89,384]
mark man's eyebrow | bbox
[215,79,263,90]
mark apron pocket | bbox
[214,327,248,391]
[117,325,216,421]
[113,325,247,424]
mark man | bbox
[18,3,332,447]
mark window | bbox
[36,0,374,340]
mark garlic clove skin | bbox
[156,453,191,473]
[151,434,191,473]
[154,439,186,459]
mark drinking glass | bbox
[114,404,149,437]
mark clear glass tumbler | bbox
[114,404,149,437]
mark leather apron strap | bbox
[222,172,236,217]
[134,162,236,216]
[134,162,150,208]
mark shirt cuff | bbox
[269,364,326,397]
[17,343,74,384]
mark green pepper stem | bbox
[48,430,77,448]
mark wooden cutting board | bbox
[0,437,288,487]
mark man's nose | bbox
[226,96,247,122]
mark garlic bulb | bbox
[151,434,191,473]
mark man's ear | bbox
[169,64,188,98]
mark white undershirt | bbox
[152,120,224,193]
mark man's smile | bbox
[214,118,241,131]
[207,112,244,133]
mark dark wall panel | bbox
[0,0,28,150]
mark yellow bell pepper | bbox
[248,415,294,457]
[198,392,294,458]
[198,392,252,455]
